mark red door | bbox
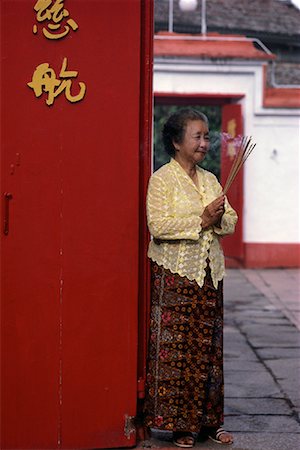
[221,104,244,263]
[1,1,153,449]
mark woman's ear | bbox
[172,139,180,152]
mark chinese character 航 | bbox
[32,0,78,40]
[27,57,86,106]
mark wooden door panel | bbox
[1,1,153,448]
[1,2,61,444]
[221,104,244,262]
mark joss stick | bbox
[223,136,256,195]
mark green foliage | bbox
[153,104,221,180]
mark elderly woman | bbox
[143,109,237,447]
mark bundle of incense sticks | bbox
[223,136,256,194]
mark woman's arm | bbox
[146,175,202,240]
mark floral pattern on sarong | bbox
[144,262,224,432]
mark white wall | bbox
[246,116,299,243]
[154,58,300,244]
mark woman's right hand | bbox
[201,195,225,229]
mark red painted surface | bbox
[1,1,153,449]
[225,257,244,268]
[244,243,300,268]
[262,65,300,108]
[138,0,153,399]
[221,104,244,262]
[154,32,275,60]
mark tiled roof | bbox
[155,0,300,39]
[154,32,275,60]
[155,0,300,85]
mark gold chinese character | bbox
[227,142,236,160]
[32,0,78,40]
[27,57,86,106]
[227,119,237,139]
[226,119,238,160]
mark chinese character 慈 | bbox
[27,57,86,106]
[32,0,78,40]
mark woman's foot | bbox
[173,431,195,448]
[208,427,233,445]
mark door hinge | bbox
[124,414,136,440]
[137,377,145,399]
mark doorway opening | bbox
[153,94,245,265]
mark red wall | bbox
[1,1,153,448]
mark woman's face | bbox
[174,119,210,165]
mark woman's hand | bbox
[201,195,225,229]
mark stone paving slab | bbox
[233,310,286,319]
[224,330,259,361]
[137,432,300,450]
[224,348,258,362]
[137,435,243,449]
[237,326,300,348]
[272,380,300,408]
[261,361,300,409]
[224,398,292,415]
[285,302,300,310]
[239,317,291,326]
[241,324,299,334]
[241,269,300,330]
[224,360,265,371]
[224,414,300,433]
[244,336,300,348]
[137,270,300,450]
[225,371,282,398]
[239,321,299,331]
[223,328,247,343]
[263,358,300,378]
[237,330,299,343]
[220,432,300,450]
[256,347,300,360]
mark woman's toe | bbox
[220,432,233,443]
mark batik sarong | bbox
[144,262,224,432]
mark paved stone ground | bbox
[137,268,300,450]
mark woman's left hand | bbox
[201,195,225,229]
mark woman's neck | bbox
[174,155,197,178]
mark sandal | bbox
[208,427,233,445]
[173,431,195,448]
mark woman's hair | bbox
[162,108,209,157]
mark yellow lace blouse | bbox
[147,158,238,288]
